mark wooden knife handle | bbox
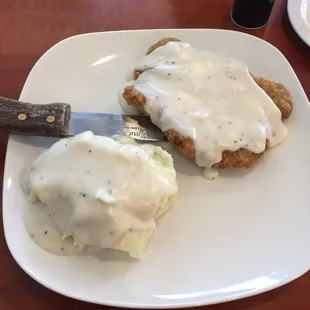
[0,96,71,137]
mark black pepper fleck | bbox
[31,168,33,171]
[44,231,47,234]
[108,180,111,184]
[172,61,175,64]
[240,138,242,141]
[88,150,92,153]
[129,228,133,232]
[30,234,34,238]
[110,231,114,235]
[218,126,221,130]
[178,97,180,100]
[168,73,171,76]
[61,247,64,251]
[229,122,232,124]
[234,141,237,143]
[49,214,51,217]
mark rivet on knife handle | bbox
[0,96,71,137]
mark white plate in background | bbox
[3,29,310,308]
[288,0,310,46]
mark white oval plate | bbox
[3,29,310,308]
[288,0,310,46]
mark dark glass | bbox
[231,0,275,30]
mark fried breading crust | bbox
[123,86,266,168]
[251,75,293,118]
[123,38,293,169]
[146,37,181,55]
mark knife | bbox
[0,96,166,142]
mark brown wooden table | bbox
[0,0,309,309]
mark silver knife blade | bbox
[68,112,166,142]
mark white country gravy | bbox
[133,41,288,170]
[20,131,177,256]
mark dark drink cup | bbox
[231,0,275,30]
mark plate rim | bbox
[288,0,310,47]
[3,28,310,308]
